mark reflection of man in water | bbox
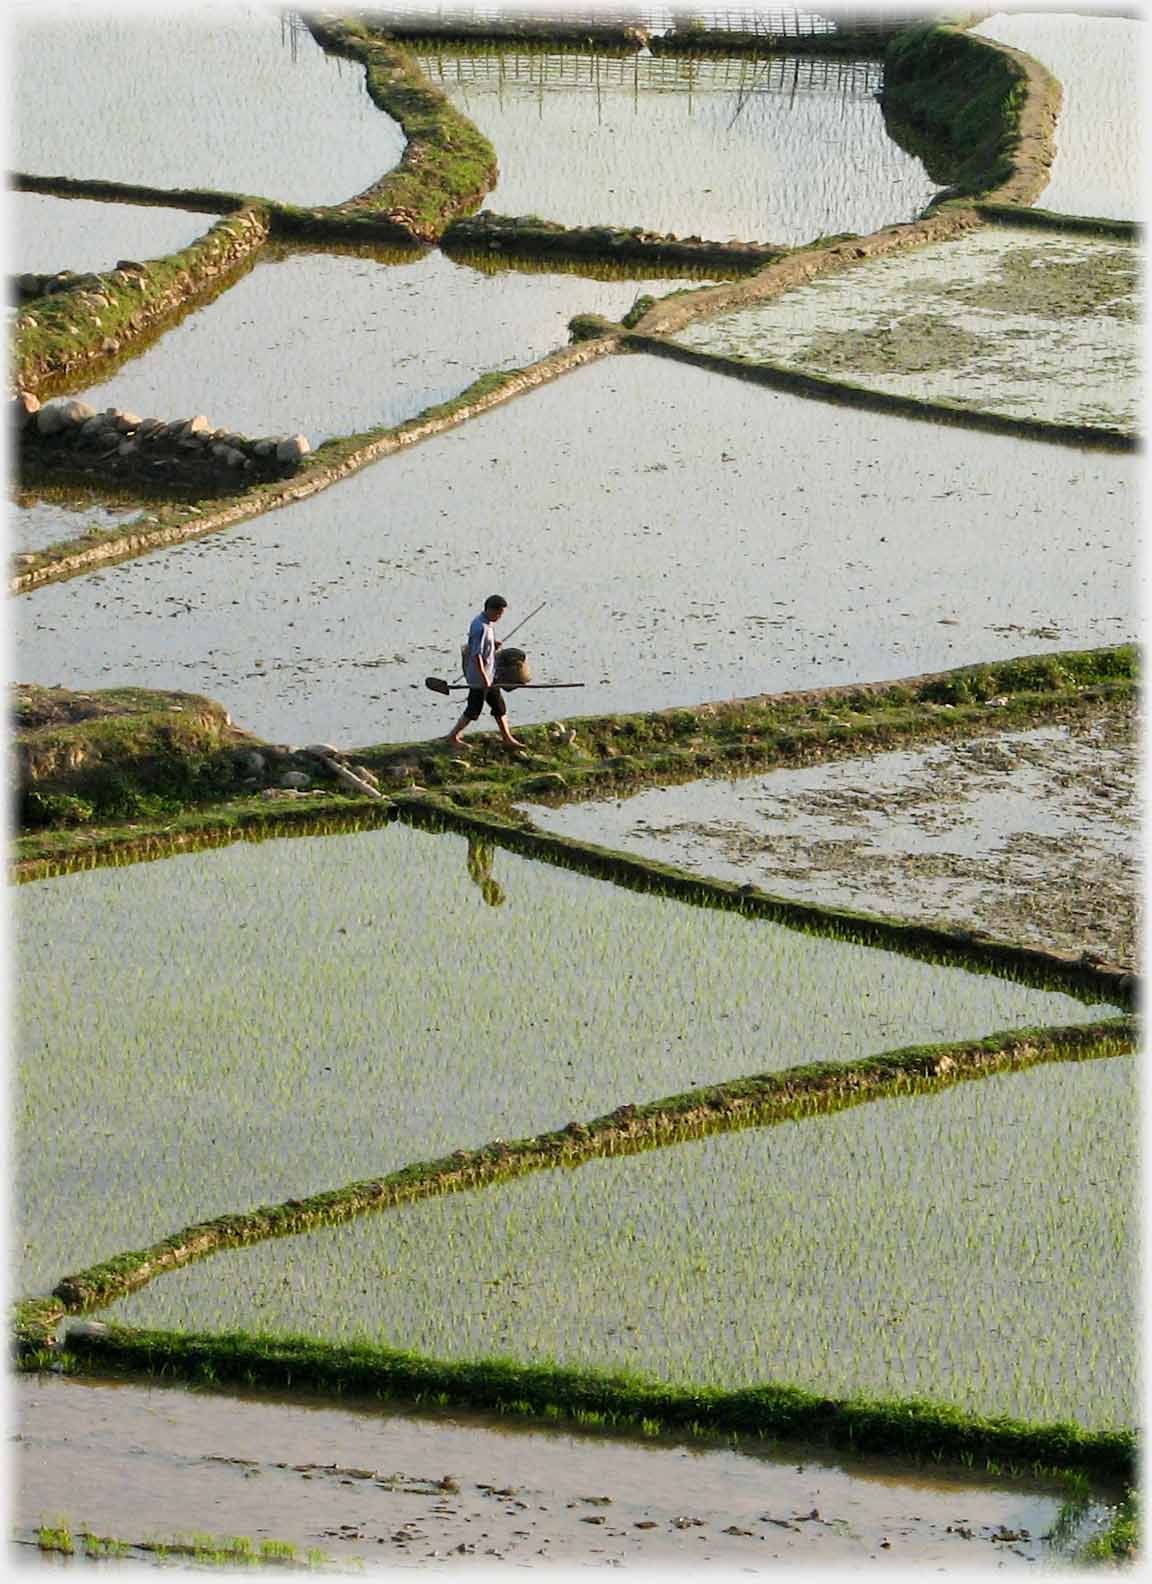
[467,837,505,907]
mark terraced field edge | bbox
[14,1015,1132,1341]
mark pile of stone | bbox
[235,743,387,802]
[14,268,121,304]
[14,393,311,489]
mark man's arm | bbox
[477,624,495,688]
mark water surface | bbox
[518,715,1138,963]
[16,356,1138,746]
[12,6,405,206]
[15,1373,1097,1571]
[973,12,1141,220]
[66,246,718,443]
[103,1056,1137,1430]
[418,49,939,240]
[13,192,216,277]
[14,820,1106,1293]
[10,485,148,556]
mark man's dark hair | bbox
[484,594,508,613]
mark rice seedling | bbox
[14,821,1107,1295]
[96,1054,1135,1434]
[35,1519,74,1555]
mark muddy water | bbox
[16,820,1106,1296]
[10,484,149,556]
[14,1374,1103,1571]
[519,707,1139,967]
[101,1055,1137,1430]
[13,192,217,278]
[673,226,1141,431]
[66,246,718,443]
[973,13,1142,221]
[12,7,404,206]
[15,355,1138,747]
[417,49,940,241]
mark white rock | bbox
[279,771,311,790]
[275,434,311,462]
[60,400,97,425]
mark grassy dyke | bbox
[13,207,272,397]
[11,171,254,215]
[10,338,619,592]
[881,24,1061,205]
[443,211,788,270]
[48,1286,1137,1480]
[35,1015,1134,1311]
[12,646,1136,928]
[302,16,497,243]
[11,775,1136,1005]
[383,795,1135,1006]
[372,18,649,49]
[625,206,988,343]
[622,334,1137,450]
[14,686,254,829]
[974,203,1142,240]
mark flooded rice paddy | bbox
[13,192,217,278]
[15,820,1106,1296]
[10,3,1141,1555]
[17,356,1137,747]
[973,12,1142,222]
[10,483,148,556]
[13,6,404,206]
[416,49,940,241]
[66,247,718,444]
[671,226,1140,431]
[14,1372,1106,1571]
[519,704,1139,967]
[102,1055,1136,1432]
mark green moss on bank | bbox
[14,207,271,396]
[881,24,1053,201]
[14,685,256,829]
[304,17,497,242]
[56,1319,1135,1480]
[12,646,1136,873]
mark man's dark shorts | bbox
[463,686,507,721]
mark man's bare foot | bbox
[503,736,526,749]
[445,734,467,746]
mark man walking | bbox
[446,594,525,748]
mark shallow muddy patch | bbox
[98,1055,1136,1431]
[972,13,1142,221]
[13,1372,1105,1571]
[671,226,1141,430]
[13,192,217,278]
[16,356,1138,746]
[15,820,1106,1294]
[415,48,939,241]
[518,704,1138,967]
[61,245,713,443]
[12,6,404,207]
